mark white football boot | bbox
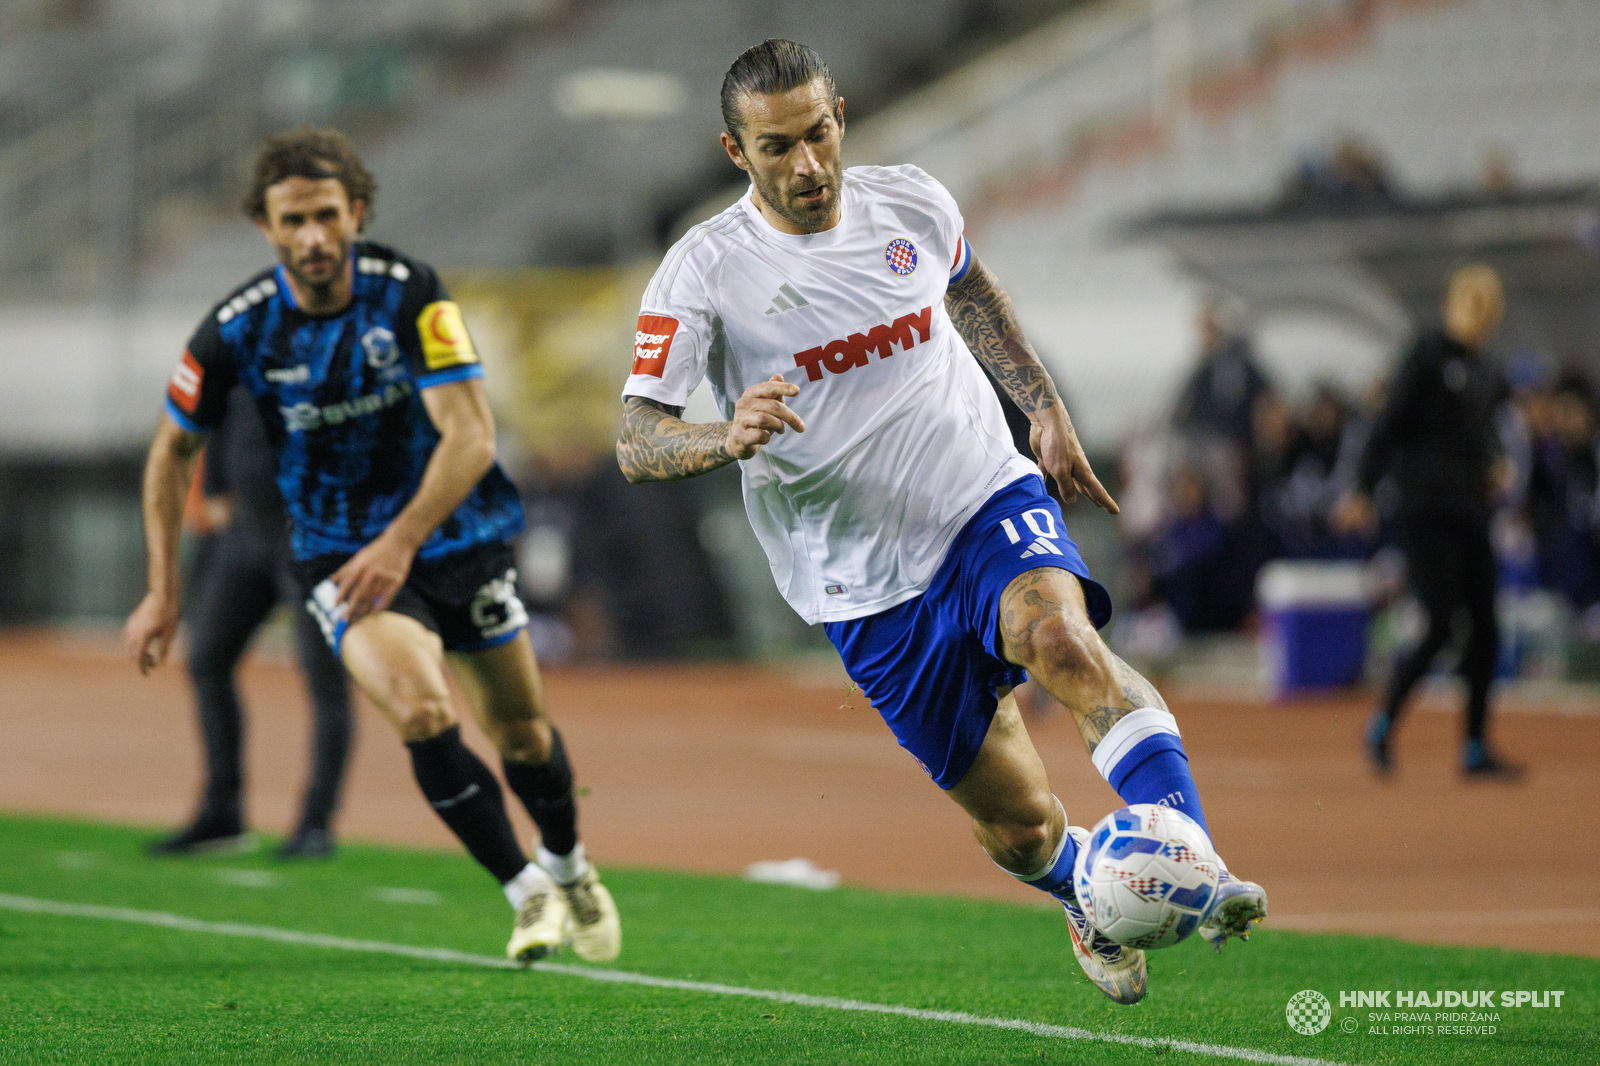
[560,866,622,962]
[1198,864,1267,952]
[1058,827,1148,1005]
[507,874,570,963]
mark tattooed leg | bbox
[998,565,1213,837]
[996,567,1165,755]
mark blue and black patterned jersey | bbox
[165,240,524,561]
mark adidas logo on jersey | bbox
[765,282,811,316]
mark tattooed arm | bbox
[945,254,1118,513]
[617,374,806,483]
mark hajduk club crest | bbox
[885,238,917,276]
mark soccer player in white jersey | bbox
[616,39,1266,1004]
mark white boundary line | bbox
[1274,908,1600,930]
[0,892,1357,1066]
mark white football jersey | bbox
[623,164,1038,623]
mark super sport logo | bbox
[632,314,678,378]
[792,305,932,382]
[168,350,204,414]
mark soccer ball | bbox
[1072,804,1219,950]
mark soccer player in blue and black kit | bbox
[124,128,619,964]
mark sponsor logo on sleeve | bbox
[417,301,478,370]
[633,314,679,378]
[168,350,204,413]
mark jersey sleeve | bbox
[164,313,236,434]
[396,261,485,390]
[621,254,714,408]
[895,164,971,285]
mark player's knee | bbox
[392,698,455,743]
[374,677,455,741]
[978,789,1056,864]
[487,714,552,762]
[1023,614,1112,688]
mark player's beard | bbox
[754,163,841,232]
[281,236,353,298]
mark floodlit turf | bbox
[0,816,1593,1065]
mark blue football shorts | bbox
[825,475,1111,790]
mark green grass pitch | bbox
[0,815,1593,1065]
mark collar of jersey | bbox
[738,182,850,247]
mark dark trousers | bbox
[187,523,352,831]
[1380,511,1499,740]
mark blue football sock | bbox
[1001,797,1079,899]
[1091,708,1210,839]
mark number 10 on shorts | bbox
[1001,510,1064,558]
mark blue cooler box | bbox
[1257,561,1373,697]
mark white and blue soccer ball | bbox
[1072,804,1220,950]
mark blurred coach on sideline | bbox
[151,387,353,857]
[1337,265,1520,779]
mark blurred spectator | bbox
[1280,137,1397,212]
[1149,463,1256,632]
[1118,298,1282,634]
[1172,298,1272,451]
[1272,383,1369,559]
[1480,145,1518,196]
[1248,388,1294,546]
[1526,372,1600,609]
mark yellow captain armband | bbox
[417,301,479,370]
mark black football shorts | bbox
[297,540,528,655]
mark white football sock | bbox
[536,842,589,886]
[502,861,555,911]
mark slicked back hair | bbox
[244,126,377,230]
[720,39,841,149]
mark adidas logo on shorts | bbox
[1019,537,1064,559]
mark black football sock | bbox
[406,725,528,884]
[502,727,579,857]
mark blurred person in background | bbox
[123,127,619,964]
[1337,265,1519,778]
[1171,296,1279,622]
[150,387,352,859]
[1273,383,1369,560]
[1525,372,1600,611]
[1151,463,1232,632]
[1172,297,1272,453]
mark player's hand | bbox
[1029,406,1118,514]
[124,591,180,676]
[1332,492,1378,536]
[726,374,805,460]
[332,531,416,625]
